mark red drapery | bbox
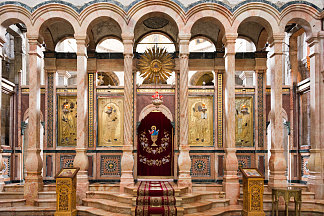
[137,112,173,176]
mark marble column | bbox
[73,36,89,204]
[120,33,134,192]
[222,33,239,204]
[0,37,5,191]
[268,34,287,188]
[177,34,192,190]
[307,32,324,199]
[24,37,43,205]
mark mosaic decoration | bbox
[58,96,77,146]
[235,97,254,147]
[100,155,121,177]
[88,73,94,147]
[237,155,251,176]
[2,156,10,178]
[217,73,223,147]
[60,155,75,169]
[190,155,211,177]
[177,74,180,146]
[301,155,310,177]
[188,96,213,146]
[98,97,124,146]
[257,73,264,147]
[47,73,54,148]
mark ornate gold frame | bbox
[58,96,77,146]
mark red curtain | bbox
[137,112,173,176]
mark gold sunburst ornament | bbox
[138,46,174,84]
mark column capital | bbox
[76,38,87,57]
[178,33,191,41]
[222,33,237,45]
[121,33,134,41]
[122,34,134,56]
[270,34,285,43]
[75,35,87,42]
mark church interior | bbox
[0,0,323,215]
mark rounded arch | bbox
[190,71,214,86]
[135,32,176,53]
[32,6,79,39]
[139,104,173,123]
[232,5,280,37]
[96,36,124,53]
[185,8,231,35]
[79,4,127,36]
[279,6,320,38]
[127,4,185,35]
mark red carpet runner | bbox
[135,181,177,216]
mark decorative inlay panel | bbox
[100,155,121,177]
[237,155,251,176]
[88,73,94,147]
[257,73,264,147]
[47,73,54,148]
[190,155,211,177]
[301,155,310,177]
[217,73,223,147]
[60,155,75,169]
[2,156,10,178]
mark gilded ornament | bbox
[58,96,77,146]
[138,46,174,83]
[235,97,254,147]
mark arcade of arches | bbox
[0,0,323,215]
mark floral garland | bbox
[139,131,170,154]
[139,155,170,166]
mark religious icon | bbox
[188,97,213,146]
[58,96,77,146]
[149,125,159,147]
[235,97,253,147]
[98,97,123,146]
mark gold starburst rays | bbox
[138,46,175,84]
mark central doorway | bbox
[137,111,173,177]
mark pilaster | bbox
[268,34,287,188]
[120,33,135,192]
[0,37,5,191]
[306,34,324,198]
[177,34,192,191]
[222,33,239,204]
[24,37,43,205]
[73,36,89,204]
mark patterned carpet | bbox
[135,181,177,216]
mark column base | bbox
[223,175,240,205]
[120,172,134,193]
[178,172,192,193]
[24,172,43,206]
[268,149,287,189]
[76,171,89,205]
[308,149,323,199]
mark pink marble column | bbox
[307,32,324,199]
[0,37,5,191]
[73,36,89,204]
[222,33,239,204]
[120,33,134,192]
[24,37,43,205]
[178,34,192,190]
[268,34,287,188]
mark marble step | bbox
[83,198,132,215]
[89,183,120,192]
[35,198,56,207]
[38,191,56,199]
[192,183,223,193]
[0,206,55,216]
[0,199,25,207]
[185,205,242,216]
[3,184,24,192]
[43,184,56,191]
[78,206,130,216]
[131,206,184,216]
[0,192,24,199]
[87,191,133,204]
[183,199,230,214]
[181,191,226,204]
